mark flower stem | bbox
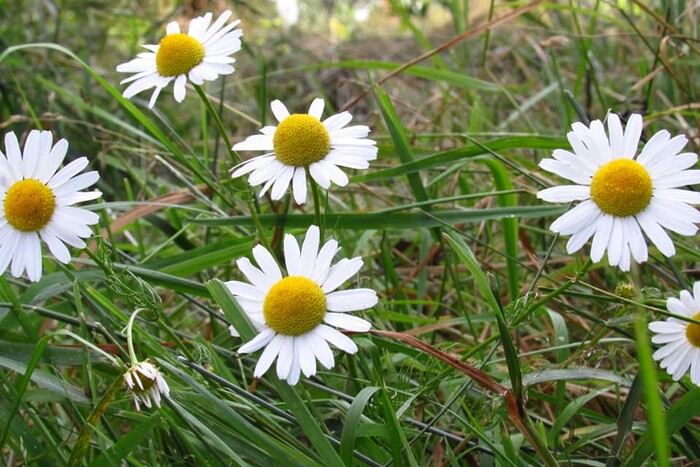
[194,84,238,166]
[193,84,271,250]
[310,176,324,234]
[125,308,143,366]
[520,258,593,324]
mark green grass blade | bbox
[480,159,519,301]
[375,87,430,206]
[630,314,669,467]
[352,136,566,183]
[191,205,565,230]
[340,386,381,464]
[0,335,51,449]
[444,233,523,402]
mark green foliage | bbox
[1,0,699,465]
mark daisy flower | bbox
[226,225,377,385]
[0,130,101,282]
[230,98,378,204]
[116,10,242,108]
[124,360,170,410]
[537,113,700,271]
[648,282,700,386]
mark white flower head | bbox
[226,225,378,385]
[0,130,101,282]
[230,98,378,204]
[116,10,242,108]
[124,360,170,410]
[537,113,700,271]
[649,282,700,386]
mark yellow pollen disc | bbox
[4,179,55,232]
[263,276,327,336]
[273,114,331,167]
[590,159,653,217]
[156,33,205,77]
[686,312,700,348]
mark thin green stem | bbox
[310,175,324,235]
[125,308,143,366]
[194,84,238,166]
[193,83,271,250]
[0,277,37,340]
[521,258,593,323]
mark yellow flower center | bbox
[273,114,331,167]
[590,159,653,217]
[156,33,205,77]
[4,179,56,232]
[686,312,700,348]
[263,276,327,336]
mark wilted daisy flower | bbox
[116,10,242,108]
[124,360,170,410]
[537,113,700,271]
[226,225,377,385]
[649,282,700,386]
[230,98,378,204]
[0,130,101,282]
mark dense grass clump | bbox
[1,1,699,465]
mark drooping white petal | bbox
[253,333,285,378]
[239,328,276,354]
[316,324,358,354]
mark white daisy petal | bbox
[326,289,378,312]
[298,334,317,377]
[316,324,358,354]
[271,165,295,201]
[229,226,376,385]
[308,329,335,370]
[550,200,600,235]
[117,11,242,107]
[276,335,294,380]
[0,131,100,281]
[225,280,267,300]
[322,257,363,293]
[648,283,700,385]
[236,257,275,292]
[537,185,590,203]
[323,111,353,131]
[590,214,613,263]
[239,328,276,354]
[252,245,283,283]
[271,100,290,123]
[324,312,372,332]
[621,113,642,158]
[607,113,624,157]
[539,113,700,270]
[310,239,339,285]
[283,233,302,276]
[253,333,285,378]
[308,162,331,189]
[230,97,375,201]
[286,340,302,385]
[292,168,307,205]
[308,98,325,120]
[298,225,320,278]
